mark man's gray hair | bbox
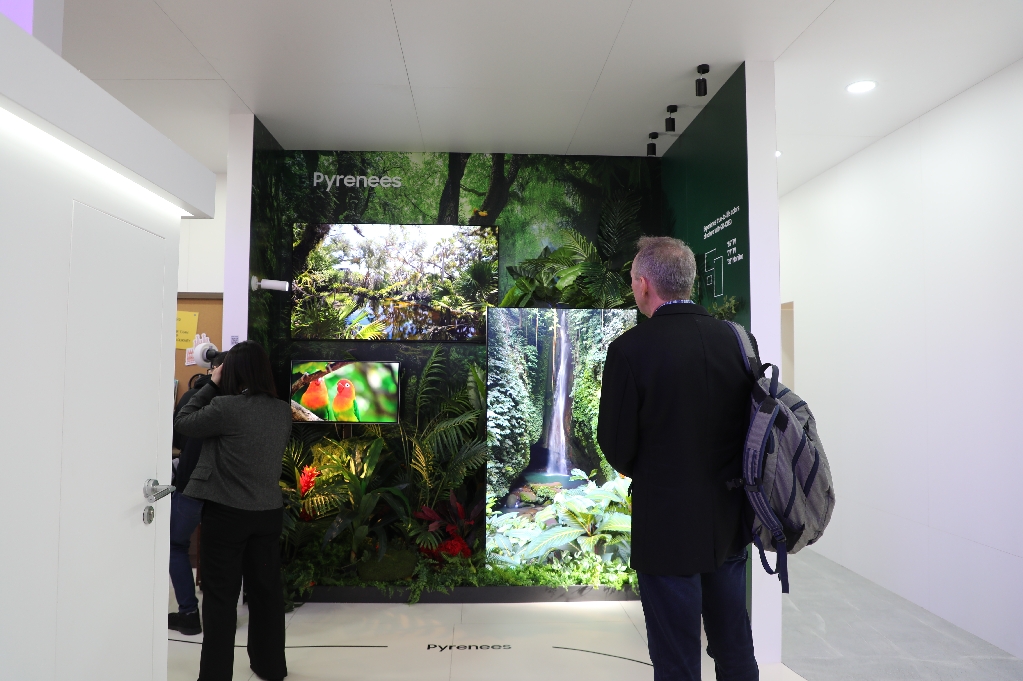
[632,236,697,300]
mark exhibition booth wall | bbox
[780,56,1023,657]
[236,59,784,663]
[235,61,757,588]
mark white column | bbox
[744,59,783,666]
[222,113,254,349]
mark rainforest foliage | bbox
[292,225,498,342]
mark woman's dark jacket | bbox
[174,382,292,511]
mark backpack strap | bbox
[725,321,762,378]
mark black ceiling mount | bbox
[649,132,659,139]
[667,104,679,114]
[696,64,710,96]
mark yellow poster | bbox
[176,311,199,349]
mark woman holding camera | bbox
[175,341,291,681]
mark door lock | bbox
[143,506,155,525]
[143,479,175,503]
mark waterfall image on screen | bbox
[290,224,498,342]
[486,308,637,515]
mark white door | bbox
[52,202,170,680]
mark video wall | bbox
[247,67,752,594]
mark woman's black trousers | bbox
[198,501,287,680]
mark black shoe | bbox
[168,610,202,636]
[250,664,287,680]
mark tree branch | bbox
[291,360,355,396]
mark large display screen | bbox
[485,308,637,513]
[290,361,400,424]
[291,224,498,342]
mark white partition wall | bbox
[0,15,214,680]
[745,60,784,666]
[780,57,1023,657]
[179,172,228,293]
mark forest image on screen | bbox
[291,361,399,423]
[486,308,637,567]
[291,224,498,342]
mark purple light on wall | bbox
[0,0,33,34]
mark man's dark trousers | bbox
[638,551,758,681]
[199,501,287,681]
[169,492,203,613]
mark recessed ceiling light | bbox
[847,80,876,94]
[775,150,782,158]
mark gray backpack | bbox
[726,322,836,593]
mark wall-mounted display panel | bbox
[290,360,400,423]
[292,224,497,342]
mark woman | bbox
[175,341,292,681]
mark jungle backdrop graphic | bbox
[246,62,752,600]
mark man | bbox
[598,236,758,681]
[168,371,214,636]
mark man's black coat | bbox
[597,302,754,576]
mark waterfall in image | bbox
[546,310,571,475]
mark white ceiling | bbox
[62,0,1023,193]
[774,0,1023,194]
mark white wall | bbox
[178,172,227,292]
[222,113,254,348]
[0,104,181,680]
[780,57,1023,657]
[745,60,784,666]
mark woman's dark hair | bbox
[219,341,278,398]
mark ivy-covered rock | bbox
[486,311,543,498]
[569,310,636,482]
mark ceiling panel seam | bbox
[390,0,426,152]
[150,0,252,114]
[774,0,839,62]
[564,0,634,156]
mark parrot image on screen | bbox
[332,378,361,422]
[300,377,330,420]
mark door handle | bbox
[143,479,175,503]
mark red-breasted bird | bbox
[332,379,361,422]
[300,377,329,419]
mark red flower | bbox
[299,465,320,497]
[420,535,472,561]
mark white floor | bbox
[168,590,805,681]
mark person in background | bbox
[168,370,215,636]
[597,236,759,681]
[175,341,292,681]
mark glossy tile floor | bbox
[783,550,1023,681]
[168,586,804,681]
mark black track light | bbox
[665,104,677,132]
[696,64,709,97]
[647,132,658,156]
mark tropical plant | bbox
[500,191,641,309]
[317,437,410,565]
[291,287,387,340]
[390,349,488,511]
[414,491,485,561]
[487,470,632,567]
